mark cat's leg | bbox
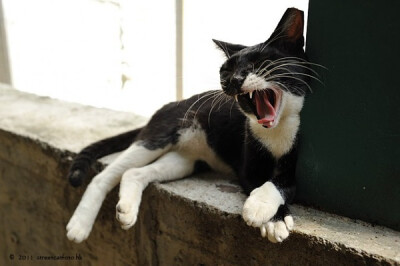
[116,151,195,230]
[242,181,294,243]
[66,143,170,243]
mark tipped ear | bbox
[212,39,247,58]
[267,8,304,49]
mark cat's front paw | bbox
[243,195,294,242]
[66,214,93,243]
[242,182,294,243]
[242,182,284,227]
[242,194,279,227]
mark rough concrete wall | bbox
[1,129,392,266]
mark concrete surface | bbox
[1,85,399,265]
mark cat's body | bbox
[67,8,312,244]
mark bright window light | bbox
[3,0,308,117]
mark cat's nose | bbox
[224,75,245,96]
[230,74,245,90]
[232,74,244,81]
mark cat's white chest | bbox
[249,116,300,159]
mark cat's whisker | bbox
[218,93,231,109]
[263,64,323,82]
[267,58,327,74]
[257,60,325,89]
[193,93,222,123]
[262,68,324,86]
[273,81,290,91]
[255,59,274,75]
[229,97,236,119]
[255,57,300,76]
[181,91,220,124]
[191,90,224,118]
[274,81,305,95]
[259,65,291,77]
[257,60,298,75]
[209,91,224,110]
[208,92,228,124]
[266,74,313,93]
[261,60,324,76]
[284,63,322,78]
[256,57,326,78]
[278,57,327,70]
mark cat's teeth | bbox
[249,91,253,99]
[269,121,274,127]
[234,95,238,102]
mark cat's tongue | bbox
[254,90,276,127]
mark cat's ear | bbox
[267,8,304,50]
[212,39,247,58]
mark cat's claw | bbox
[116,200,139,230]
[260,215,293,243]
[66,215,92,243]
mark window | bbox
[1,0,308,116]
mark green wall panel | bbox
[297,0,400,230]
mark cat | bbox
[66,8,313,244]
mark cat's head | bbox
[214,8,310,129]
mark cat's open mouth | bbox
[235,88,282,128]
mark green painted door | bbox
[296,0,400,230]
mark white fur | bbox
[242,73,274,92]
[117,151,195,230]
[259,214,293,243]
[242,181,284,227]
[265,220,289,243]
[66,143,169,243]
[284,215,294,230]
[249,91,304,159]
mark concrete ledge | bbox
[1,85,399,265]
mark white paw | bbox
[116,200,139,230]
[242,194,280,227]
[260,215,294,243]
[242,182,284,228]
[66,214,93,243]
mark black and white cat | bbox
[67,8,313,244]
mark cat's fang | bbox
[235,95,238,102]
[249,91,253,99]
